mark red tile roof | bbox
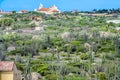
[0,61,14,71]
[38,8,59,13]
[38,8,50,11]
[21,10,28,13]
[52,10,59,12]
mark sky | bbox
[0,0,120,11]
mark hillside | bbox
[0,12,120,80]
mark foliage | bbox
[64,74,87,80]
[45,74,60,80]
[0,18,14,26]
[37,64,49,76]
[80,53,90,60]
[1,11,120,80]
[96,72,106,80]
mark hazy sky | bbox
[0,0,120,11]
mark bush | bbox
[76,46,85,53]
[64,74,87,80]
[64,57,72,60]
[60,66,80,76]
[91,74,97,78]
[0,18,14,26]
[99,45,114,53]
[45,74,60,80]
[46,26,58,30]
[105,53,115,60]
[115,54,120,58]
[7,49,22,55]
[16,62,25,71]
[37,64,49,76]
[71,41,81,46]
[80,53,90,60]
[68,62,89,72]
[96,72,106,80]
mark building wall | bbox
[0,71,13,80]
[38,10,59,14]
[0,65,22,80]
[50,6,58,11]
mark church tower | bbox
[39,3,43,9]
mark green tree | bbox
[0,18,14,27]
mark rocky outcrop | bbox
[31,72,42,80]
[61,32,71,39]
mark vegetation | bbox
[0,11,120,80]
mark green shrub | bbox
[68,62,89,72]
[0,17,14,26]
[99,47,111,52]
[45,74,60,80]
[80,53,90,60]
[96,72,106,80]
[60,66,80,76]
[7,49,21,55]
[37,64,49,76]
[115,54,120,58]
[105,53,115,60]
[64,74,87,80]
[46,26,58,30]
[76,46,85,53]
[60,53,68,57]
[95,53,101,57]
[71,41,81,46]
[64,57,72,60]
[91,74,97,78]
[16,62,25,71]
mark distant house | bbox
[21,10,28,13]
[0,61,22,80]
[0,10,12,15]
[37,4,60,14]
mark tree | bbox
[12,11,16,14]
[0,18,14,27]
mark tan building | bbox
[37,4,60,14]
[0,61,22,80]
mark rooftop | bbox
[0,61,14,71]
[38,8,49,11]
[37,4,60,14]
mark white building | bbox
[37,4,60,14]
